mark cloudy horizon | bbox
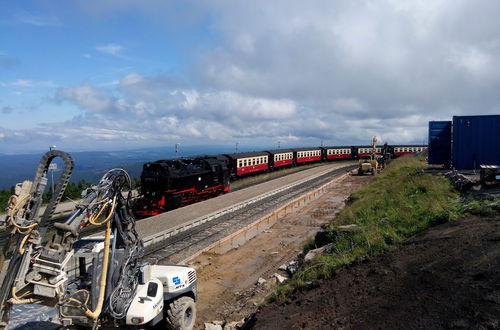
[1,0,499,154]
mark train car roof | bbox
[223,151,269,159]
[322,146,354,149]
[265,148,295,154]
[291,147,323,151]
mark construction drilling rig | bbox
[0,150,197,329]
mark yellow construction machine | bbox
[358,136,384,175]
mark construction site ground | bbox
[186,173,372,328]
[251,214,500,329]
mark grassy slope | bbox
[269,155,463,302]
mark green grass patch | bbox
[459,193,500,217]
[267,155,464,303]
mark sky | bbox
[1,0,499,154]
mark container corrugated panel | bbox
[428,121,451,165]
[452,115,500,170]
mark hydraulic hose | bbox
[84,220,112,320]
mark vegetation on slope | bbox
[268,155,465,302]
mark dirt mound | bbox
[251,216,500,329]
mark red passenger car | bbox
[266,149,294,169]
[392,145,427,157]
[323,146,353,160]
[294,147,322,164]
[223,151,269,177]
[356,146,382,158]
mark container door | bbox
[428,121,452,165]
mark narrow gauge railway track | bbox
[143,165,356,265]
[0,165,352,261]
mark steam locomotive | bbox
[134,156,230,217]
[133,144,426,217]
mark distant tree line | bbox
[0,180,92,214]
[0,178,142,215]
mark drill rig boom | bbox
[0,150,197,329]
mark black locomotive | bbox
[133,156,229,217]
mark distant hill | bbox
[0,145,241,190]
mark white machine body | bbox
[125,264,197,326]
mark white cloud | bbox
[1,79,56,88]
[15,12,62,27]
[448,46,497,80]
[3,0,500,153]
[95,43,124,56]
[57,84,113,113]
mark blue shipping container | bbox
[428,121,452,165]
[452,115,500,170]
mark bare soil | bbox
[251,215,500,330]
[186,174,372,328]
